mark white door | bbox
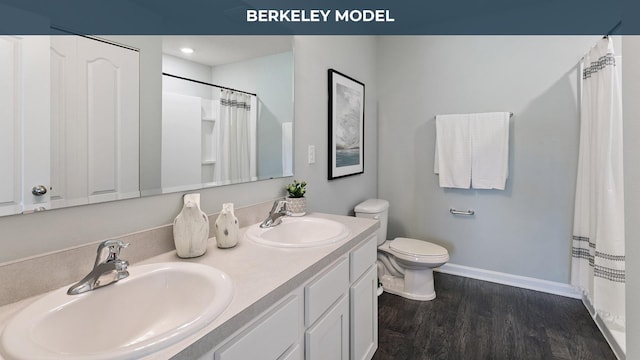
[50,36,139,208]
[76,36,139,204]
[0,35,50,215]
[50,35,77,208]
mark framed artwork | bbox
[328,69,365,180]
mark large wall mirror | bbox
[151,36,294,195]
[0,35,294,217]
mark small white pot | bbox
[287,197,306,216]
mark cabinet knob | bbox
[31,185,48,196]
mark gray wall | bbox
[377,36,598,283]
[292,36,378,216]
[623,35,640,360]
[0,36,377,264]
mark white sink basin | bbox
[245,216,350,248]
[0,262,234,360]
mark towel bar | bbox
[450,208,475,216]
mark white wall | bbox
[377,36,598,283]
[623,35,640,360]
[0,36,378,264]
[293,36,378,216]
[162,54,215,99]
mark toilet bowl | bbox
[354,199,449,301]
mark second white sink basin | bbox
[0,262,234,360]
[245,216,350,248]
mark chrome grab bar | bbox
[450,208,475,216]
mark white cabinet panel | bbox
[350,266,378,360]
[215,296,299,360]
[350,234,377,283]
[305,295,349,360]
[304,257,349,327]
[278,344,302,360]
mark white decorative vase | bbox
[215,203,239,248]
[173,193,209,258]
[287,197,306,216]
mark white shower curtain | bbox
[218,90,256,184]
[571,37,625,328]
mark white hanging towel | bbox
[434,112,510,190]
[469,112,510,190]
[434,114,472,189]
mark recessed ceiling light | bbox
[180,47,194,54]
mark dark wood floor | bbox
[373,273,617,360]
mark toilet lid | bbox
[389,238,448,257]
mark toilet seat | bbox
[386,237,449,263]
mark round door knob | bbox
[32,185,48,196]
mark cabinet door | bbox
[305,295,349,360]
[350,266,378,360]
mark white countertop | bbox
[0,213,378,360]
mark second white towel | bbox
[470,112,510,190]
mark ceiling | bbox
[162,36,292,67]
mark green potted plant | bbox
[286,179,307,216]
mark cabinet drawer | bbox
[350,234,377,283]
[305,257,349,327]
[215,295,299,360]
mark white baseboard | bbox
[434,263,581,299]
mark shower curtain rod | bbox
[603,20,622,38]
[162,72,257,97]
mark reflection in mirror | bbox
[141,36,294,195]
[0,35,293,217]
[161,74,259,191]
[0,35,140,217]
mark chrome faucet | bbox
[260,200,291,228]
[67,239,130,295]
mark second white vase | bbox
[215,203,239,248]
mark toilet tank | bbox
[354,199,389,246]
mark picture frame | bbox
[328,69,365,180]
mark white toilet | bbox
[354,199,449,301]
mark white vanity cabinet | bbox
[304,257,350,360]
[205,233,378,360]
[349,235,379,360]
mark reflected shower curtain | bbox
[218,90,255,184]
[571,37,625,328]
